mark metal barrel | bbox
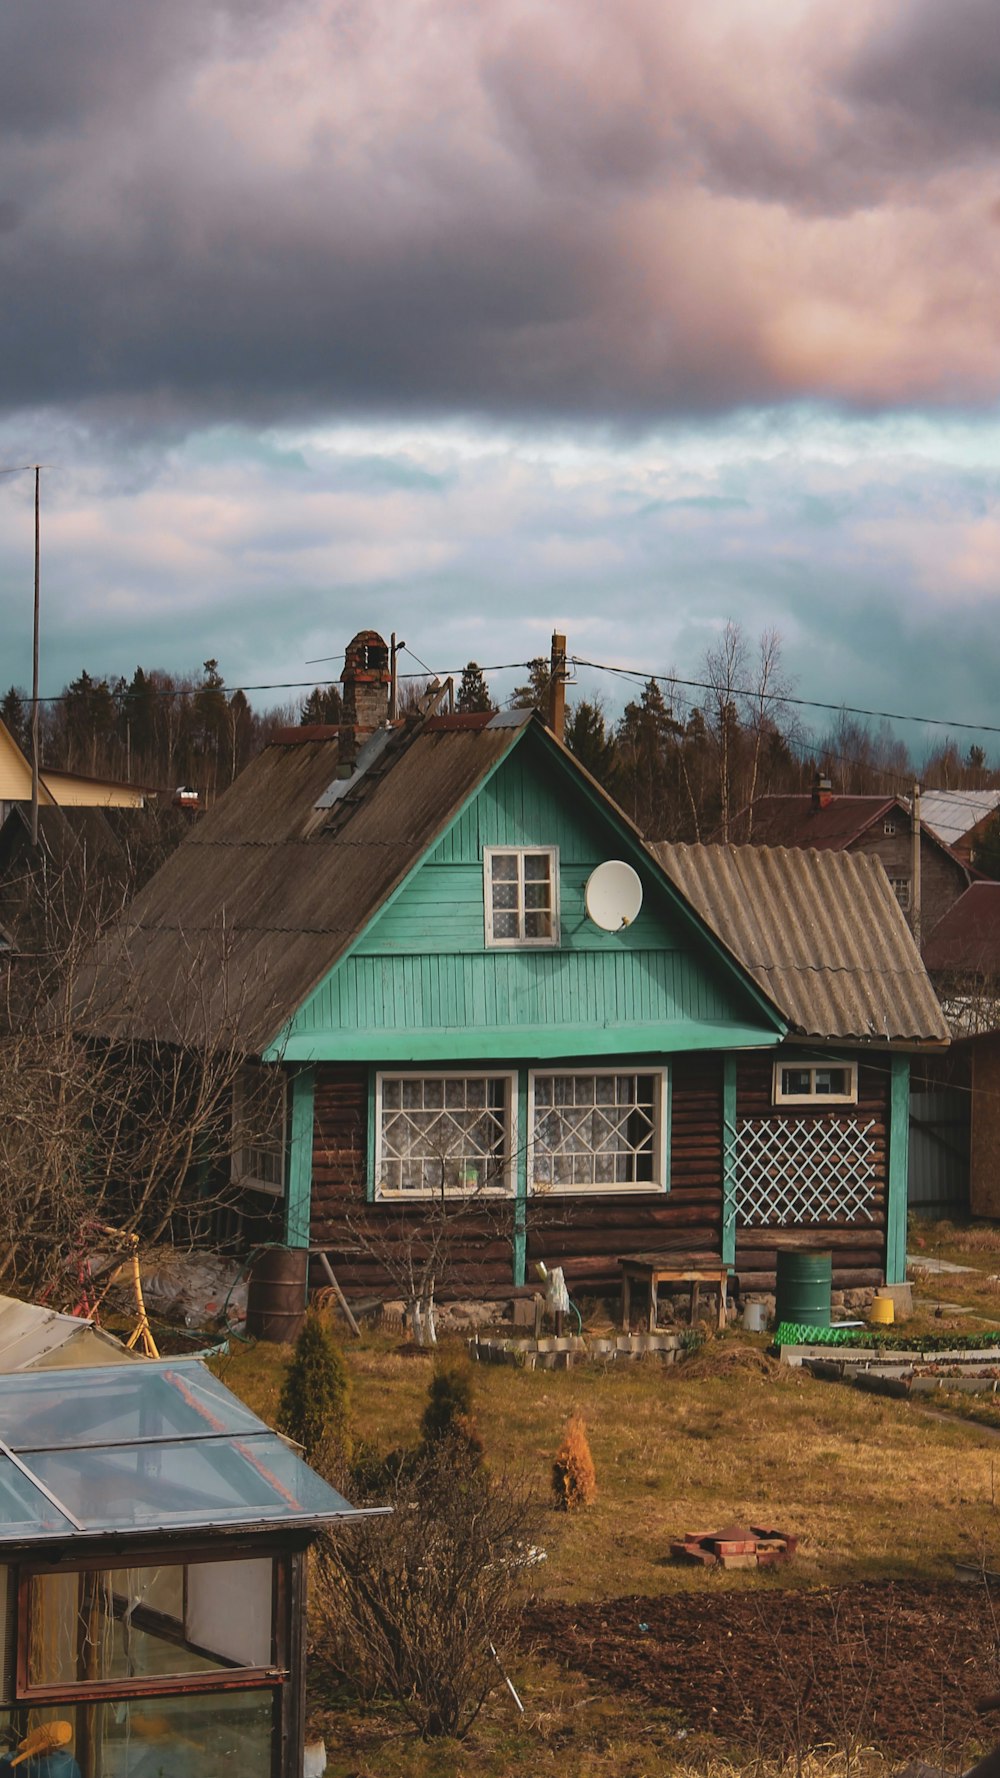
[245,1246,309,1343]
[775,1251,832,1328]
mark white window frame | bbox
[772,1061,858,1107]
[527,1068,668,1194]
[483,846,560,948]
[232,1063,287,1197]
[883,819,897,835]
[374,1070,517,1199]
[889,876,911,909]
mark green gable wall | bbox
[273,734,783,1064]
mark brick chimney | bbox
[811,771,833,811]
[338,629,391,777]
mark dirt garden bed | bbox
[524,1579,1000,1757]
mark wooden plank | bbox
[315,1250,361,1338]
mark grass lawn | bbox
[211,1322,1000,1776]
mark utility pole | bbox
[30,466,40,848]
[390,632,405,723]
[911,781,922,947]
[548,632,567,743]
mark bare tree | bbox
[703,620,749,843]
[315,1439,537,1739]
[0,845,282,1300]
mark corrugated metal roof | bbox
[920,790,1000,849]
[649,841,949,1046]
[73,715,522,1051]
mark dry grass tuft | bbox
[671,1343,788,1384]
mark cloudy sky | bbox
[2,0,999,757]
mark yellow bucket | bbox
[870,1294,895,1326]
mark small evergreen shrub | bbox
[277,1307,352,1461]
[420,1360,483,1463]
[552,1410,596,1511]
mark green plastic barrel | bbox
[775,1251,832,1329]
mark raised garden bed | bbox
[471,1331,684,1370]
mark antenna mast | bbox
[30,466,40,848]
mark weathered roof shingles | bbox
[73,717,520,1051]
[650,840,948,1046]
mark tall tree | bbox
[300,684,343,726]
[509,658,550,713]
[61,671,117,775]
[702,620,749,843]
[0,687,29,753]
[457,662,494,714]
[565,699,616,784]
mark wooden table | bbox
[619,1254,732,1332]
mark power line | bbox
[570,655,1000,740]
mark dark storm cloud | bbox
[1,0,999,425]
[846,0,1000,164]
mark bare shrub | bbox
[315,1440,536,1739]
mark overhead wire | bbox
[16,647,1000,813]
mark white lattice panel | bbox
[734,1117,877,1226]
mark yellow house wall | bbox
[0,725,48,802]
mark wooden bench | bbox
[619,1254,732,1332]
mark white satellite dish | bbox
[585,860,644,931]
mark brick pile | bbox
[670,1522,796,1569]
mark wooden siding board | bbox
[284,745,782,1060]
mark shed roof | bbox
[0,1359,362,1543]
[72,711,524,1051]
[0,1296,135,1371]
[923,882,1000,974]
[728,794,901,850]
[649,841,949,1046]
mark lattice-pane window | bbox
[889,876,911,909]
[773,1062,857,1105]
[734,1116,876,1226]
[376,1072,515,1196]
[529,1071,666,1191]
[484,848,559,946]
[232,1064,286,1196]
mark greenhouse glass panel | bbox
[0,1456,77,1540]
[0,1689,274,1776]
[28,1435,354,1532]
[0,1363,269,1455]
[27,1558,273,1687]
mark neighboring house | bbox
[921,883,1000,1218]
[72,633,947,1300]
[919,789,1000,869]
[0,712,147,823]
[651,842,948,1292]
[730,778,970,943]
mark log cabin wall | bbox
[309,1055,727,1298]
[527,1053,724,1291]
[309,1063,515,1297]
[733,1051,890,1292]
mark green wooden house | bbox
[76,632,947,1301]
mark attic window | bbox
[883,820,897,835]
[484,848,559,946]
[773,1062,858,1106]
[232,1064,286,1196]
